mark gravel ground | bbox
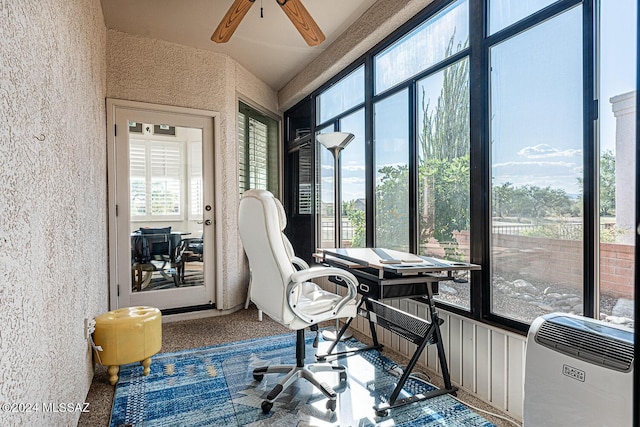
[432,272,632,326]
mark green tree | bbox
[342,200,365,248]
[375,165,410,251]
[491,182,576,219]
[343,34,470,257]
[575,149,616,217]
[417,35,470,258]
[599,150,616,216]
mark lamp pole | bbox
[317,132,355,342]
[316,132,355,249]
[328,145,344,248]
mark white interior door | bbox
[107,100,216,310]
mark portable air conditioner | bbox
[524,313,634,427]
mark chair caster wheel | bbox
[261,401,273,414]
[326,399,336,412]
[376,409,389,417]
[253,373,264,381]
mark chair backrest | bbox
[239,189,297,326]
[137,227,180,262]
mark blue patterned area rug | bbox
[109,332,495,427]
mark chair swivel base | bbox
[253,363,347,413]
[321,328,353,342]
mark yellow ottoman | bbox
[93,306,162,385]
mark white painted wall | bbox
[0,1,108,425]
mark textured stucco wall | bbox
[107,30,278,309]
[278,0,435,111]
[0,1,107,426]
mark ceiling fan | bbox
[211,0,326,46]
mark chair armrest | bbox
[287,267,358,324]
[291,256,310,270]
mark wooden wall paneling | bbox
[490,330,508,410]
[506,335,525,417]
[475,324,492,402]
[461,320,476,391]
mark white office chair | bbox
[243,195,310,321]
[238,189,358,413]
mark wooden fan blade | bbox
[280,0,326,46]
[211,0,255,43]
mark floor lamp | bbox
[317,132,355,341]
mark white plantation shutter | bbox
[239,114,270,194]
[129,138,183,219]
[238,102,279,198]
[298,145,312,214]
[189,141,203,217]
[130,139,147,216]
[150,141,181,216]
[248,117,268,190]
[238,112,247,194]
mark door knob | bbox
[204,219,212,226]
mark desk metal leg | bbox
[423,284,455,393]
[430,302,454,392]
[371,286,457,417]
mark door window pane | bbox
[489,0,559,35]
[374,0,468,94]
[598,0,637,328]
[340,109,366,248]
[374,90,409,251]
[128,124,205,293]
[417,58,470,310]
[317,66,365,124]
[490,6,583,323]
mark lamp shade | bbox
[316,132,355,150]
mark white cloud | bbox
[492,160,582,194]
[342,164,365,172]
[343,177,365,185]
[517,144,582,159]
[493,160,575,169]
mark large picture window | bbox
[374,90,410,251]
[417,57,470,309]
[284,0,637,332]
[374,0,469,94]
[489,6,584,323]
[339,109,366,248]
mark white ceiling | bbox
[101,0,378,90]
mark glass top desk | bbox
[314,247,480,416]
